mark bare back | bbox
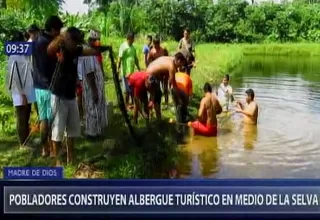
[199,93,219,126]
[146,56,174,79]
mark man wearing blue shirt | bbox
[142,35,152,68]
[32,16,63,157]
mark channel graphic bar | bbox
[3,186,320,214]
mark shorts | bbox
[51,95,81,142]
[35,88,52,121]
[191,120,217,137]
[122,76,131,93]
[153,80,162,105]
[12,89,36,107]
[138,89,148,104]
[172,88,188,107]
[161,75,169,90]
[172,88,189,123]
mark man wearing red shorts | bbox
[128,71,152,124]
[191,83,222,137]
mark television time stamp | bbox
[4,41,33,56]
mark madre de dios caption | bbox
[7,168,58,177]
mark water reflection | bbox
[177,55,320,178]
[178,136,219,178]
[242,123,258,150]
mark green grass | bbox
[242,43,320,56]
[0,41,319,178]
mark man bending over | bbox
[128,71,152,124]
[146,49,190,120]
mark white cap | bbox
[89,29,100,39]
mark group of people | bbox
[6,16,110,164]
[117,28,196,131]
[193,74,259,138]
[121,29,258,139]
[6,14,259,166]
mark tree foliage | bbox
[2,0,320,43]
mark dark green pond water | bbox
[178,56,320,178]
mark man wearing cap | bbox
[27,24,40,42]
[47,26,110,164]
[145,49,190,120]
[88,30,104,71]
[77,30,109,139]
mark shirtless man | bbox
[236,89,258,125]
[147,37,170,105]
[146,49,190,120]
[147,37,168,63]
[191,83,222,137]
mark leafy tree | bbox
[0,0,6,8]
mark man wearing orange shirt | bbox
[173,72,193,135]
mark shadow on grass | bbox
[0,112,181,179]
[78,113,181,179]
[0,92,204,179]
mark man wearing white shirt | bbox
[6,31,36,147]
[217,74,235,112]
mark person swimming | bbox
[190,83,222,137]
[236,88,259,125]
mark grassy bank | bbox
[0,42,318,178]
[242,43,320,56]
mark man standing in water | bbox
[146,49,190,120]
[217,74,234,112]
[236,89,259,125]
[190,83,222,137]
